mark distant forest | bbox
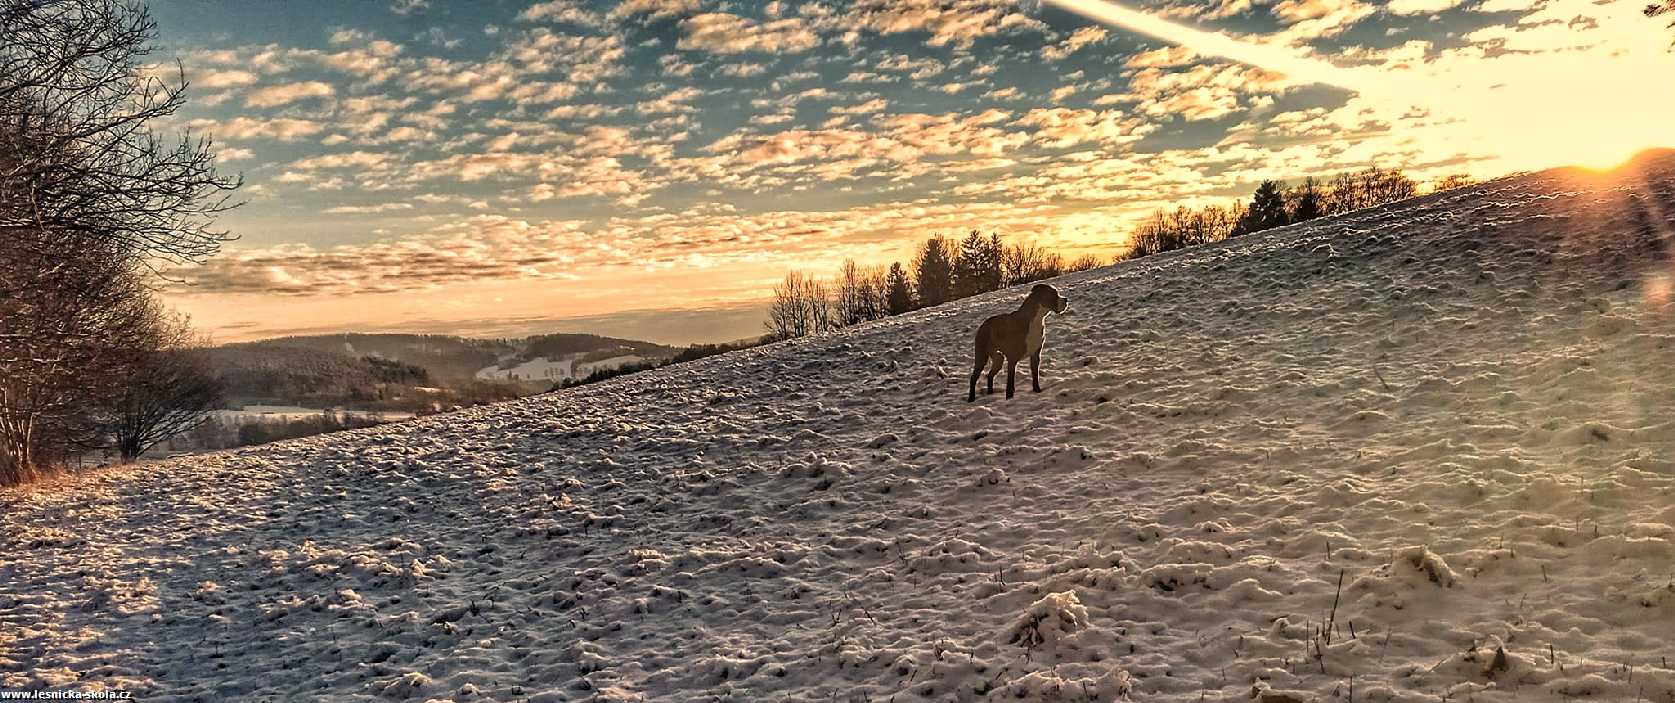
[1120,168,1471,260]
[765,167,1473,341]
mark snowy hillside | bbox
[5,153,1675,702]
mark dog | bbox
[968,283,1069,402]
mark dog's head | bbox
[1029,283,1069,314]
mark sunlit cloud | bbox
[245,81,336,108]
[678,13,821,54]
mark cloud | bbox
[678,13,821,54]
[501,29,624,80]
[1269,0,1376,41]
[1386,0,1465,14]
[688,109,1031,188]
[1101,63,1289,122]
[197,69,259,89]
[1125,45,1199,68]
[837,0,1046,48]
[527,157,655,204]
[608,0,699,22]
[636,86,704,114]
[717,63,769,78]
[1043,26,1109,60]
[389,0,428,14]
[170,197,1141,302]
[323,202,414,214]
[1014,108,1152,148]
[385,126,438,142]
[288,151,393,170]
[517,0,604,25]
[188,117,326,141]
[831,98,889,115]
[174,217,595,295]
[245,81,336,108]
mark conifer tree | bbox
[913,237,955,308]
[1232,180,1290,236]
[885,262,915,315]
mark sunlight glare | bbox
[1039,0,1675,173]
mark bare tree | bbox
[1065,254,1102,272]
[111,316,223,462]
[765,271,834,341]
[0,229,157,483]
[834,260,889,326]
[1358,166,1417,206]
[859,264,889,322]
[1430,174,1475,193]
[0,0,238,483]
[1002,240,1063,286]
[1326,171,1364,215]
[1,0,240,267]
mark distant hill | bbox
[207,331,678,410]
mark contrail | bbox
[1038,0,1363,90]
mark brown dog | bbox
[968,284,1069,402]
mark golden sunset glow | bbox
[125,0,1675,343]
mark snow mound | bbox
[1007,590,1090,649]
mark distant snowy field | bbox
[5,154,1675,701]
[476,354,650,383]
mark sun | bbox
[1566,140,1661,173]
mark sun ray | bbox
[1040,0,1361,90]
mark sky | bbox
[149,0,1675,344]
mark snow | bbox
[475,355,575,382]
[475,354,647,382]
[577,354,647,377]
[214,406,415,424]
[4,155,1675,701]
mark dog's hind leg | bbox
[968,334,988,402]
[1030,350,1042,393]
[985,351,1003,394]
[1005,357,1018,399]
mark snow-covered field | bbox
[4,154,1675,701]
[476,355,650,383]
[214,406,417,423]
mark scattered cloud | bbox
[197,70,259,89]
[678,13,821,54]
[517,0,603,26]
[245,81,336,108]
[1043,26,1109,60]
[389,0,428,15]
[609,0,700,22]
[190,116,326,141]
[323,202,414,214]
[838,0,1046,48]
[1386,0,1465,14]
